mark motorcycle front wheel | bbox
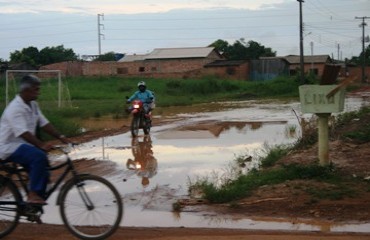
[131,115,140,137]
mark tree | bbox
[10,45,78,66]
[209,38,276,60]
[10,46,40,66]
[349,44,370,65]
[39,45,78,65]
[94,52,119,61]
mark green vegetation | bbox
[188,161,343,203]
[187,106,370,205]
[334,106,370,142]
[0,75,301,137]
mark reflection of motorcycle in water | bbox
[126,135,157,187]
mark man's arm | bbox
[41,123,69,144]
[20,131,53,151]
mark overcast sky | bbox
[0,0,369,61]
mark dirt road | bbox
[8,223,370,240]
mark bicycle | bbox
[0,144,123,240]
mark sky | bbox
[0,0,369,61]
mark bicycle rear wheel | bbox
[0,179,21,238]
[59,175,123,240]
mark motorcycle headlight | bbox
[133,104,140,109]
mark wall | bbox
[288,62,327,77]
[345,66,370,83]
[203,63,249,80]
[40,61,83,77]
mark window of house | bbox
[226,67,236,75]
[117,67,128,74]
[151,66,157,72]
[289,69,297,76]
[139,67,145,72]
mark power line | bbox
[355,16,369,83]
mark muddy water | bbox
[41,97,370,232]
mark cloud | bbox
[0,0,368,60]
[0,0,289,14]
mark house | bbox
[115,47,224,78]
[203,60,249,80]
[282,55,332,76]
[250,55,332,80]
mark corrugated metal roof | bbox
[118,54,147,62]
[260,55,331,64]
[204,60,248,67]
[283,55,331,64]
[146,47,216,59]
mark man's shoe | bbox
[27,192,47,205]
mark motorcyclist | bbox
[126,81,155,122]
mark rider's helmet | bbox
[137,81,146,92]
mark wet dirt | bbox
[7,89,370,240]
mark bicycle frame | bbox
[0,152,82,204]
[0,145,123,239]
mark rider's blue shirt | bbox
[127,90,154,104]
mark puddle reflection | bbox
[41,98,370,233]
[124,136,158,187]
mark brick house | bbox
[116,47,224,78]
[282,55,332,76]
[203,60,249,80]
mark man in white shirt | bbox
[0,74,70,204]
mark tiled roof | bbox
[260,55,331,64]
[204,60,248,67]
[118,54,147,62]
[146,47,216,59]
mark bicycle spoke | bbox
[0,181,21,238]
[60,175,123,240]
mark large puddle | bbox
[41,97,370,233]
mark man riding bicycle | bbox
[0,74,70,205]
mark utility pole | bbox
[298,0,305,84]
[98,13,104,56]
[310,41,314,73]
[355,16,369,83]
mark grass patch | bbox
[189,161,341,204]
[0,75,302,136]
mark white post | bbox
[5,70,62,107]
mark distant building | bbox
[40,47,356,81]
[252,55,332,80]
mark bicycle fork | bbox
[75,181,95,211]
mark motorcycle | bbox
[126,97,152,137]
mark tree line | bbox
[0,39,369,67]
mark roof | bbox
[204,60,248,67]
[145,47,217,60]
[259,55,331,64]
[118,54,147,62]
[283,55,331,64]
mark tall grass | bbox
[0,75,301,136]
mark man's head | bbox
[137,81,146,92]
[19,74,41,102]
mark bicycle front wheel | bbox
[0,179,21,238]
[59,175,123,240]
